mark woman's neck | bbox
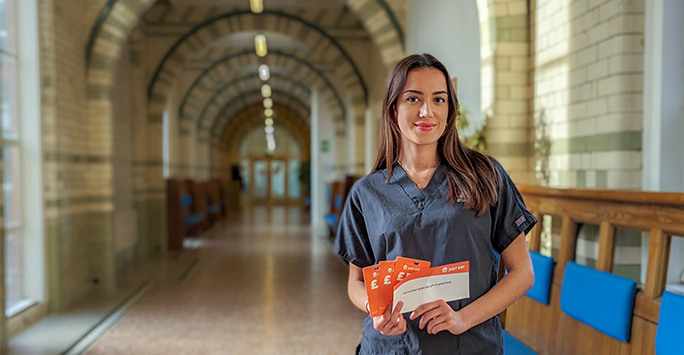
[398,143,440,172]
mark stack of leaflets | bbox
[363,257,470,317]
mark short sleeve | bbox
[489,161,537,254]
[334,186,375,268]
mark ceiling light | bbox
[254,34,267,57]
[250,0,263,13]
[261,84,272,98]
[267,140,276,151]
[258,64,270,81]
[263,98,273,109]
[265,118,274,126]
[264,108,273,117]
[265,126,274,134]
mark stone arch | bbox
[474,0,532,182]
[196,73,312,133]
[198,89,312,142]
[212,90,320,139]
[86,1,404,78]
[176,51,344,127]
[220,102,311,163]
[145,11,367,118]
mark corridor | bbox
[84,207,364,354]
[1,0,683,353]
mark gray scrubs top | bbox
[335,161,536,355]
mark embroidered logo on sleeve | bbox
[514,215,527,228]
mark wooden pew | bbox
[166,179,207,251]
[205,179,222,224]
[184,179,210,230]
[503,187,684,355]
[324,175,362,238]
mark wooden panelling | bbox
[529,211,543,252]
[644,229,670,299]
[596,221,617,272]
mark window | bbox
[0,0,25,311]
[1,0,43,317]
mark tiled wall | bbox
[534,0,644,189]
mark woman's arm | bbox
[409,233,534,335]
[347,263,369,312]
[348,263,407,335]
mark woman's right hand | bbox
[372,301,407,336]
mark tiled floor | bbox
[83,206,365,354]
[8,231,206,355]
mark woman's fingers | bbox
[418,307,443,329]
[409,300,440,320]
[373,302,407,335]
[427,317,448,334]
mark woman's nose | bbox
[419,101,434,118]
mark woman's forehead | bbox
[403,68,448,92]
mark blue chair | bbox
[655,291,684,355]
[324,213,339,233]
[525,251,554,305]
[503,330,538,354]
[181,194,205,226]
[560,261,637,342]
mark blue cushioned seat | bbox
[207,204,220,213]
[656,291,684,355]
[526,251,554,305]
[180,194,193,208]
[503,330,537,354]
[560,261,637,342]
[324,213,339,232]
[334,195,343,209]
[183,213,205,225]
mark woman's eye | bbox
[435,97,446,103]
[407,96,419,103]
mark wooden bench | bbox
[503,186,684,354]
[324,175,362,238]
[166,179,207,251]
[655,291,684,354]
[205,180,222,225]
[185,179,210,230]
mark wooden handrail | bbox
[518,185,684,206]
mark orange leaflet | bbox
[363,260,396,317]
[391,256,431,284]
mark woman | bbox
[335,54,536,354]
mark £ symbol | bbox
[396,272,405,281]
[370,280,379,290]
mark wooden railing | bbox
[505,186,684,355]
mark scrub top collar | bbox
[391,162,446,210]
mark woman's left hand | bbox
[409,300,470,335]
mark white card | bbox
[393,261,470,313]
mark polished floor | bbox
[84,207,365,354]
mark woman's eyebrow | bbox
[433,90,448,95]
[403,89,423,95]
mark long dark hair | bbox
[372,54,501,216]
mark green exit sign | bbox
[321,140,329,152]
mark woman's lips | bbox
[415,123,436,131]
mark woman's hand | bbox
[409,300,470,335]
[372,301,407,336]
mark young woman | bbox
[335,54,536,355]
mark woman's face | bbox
[395,68,449,150]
